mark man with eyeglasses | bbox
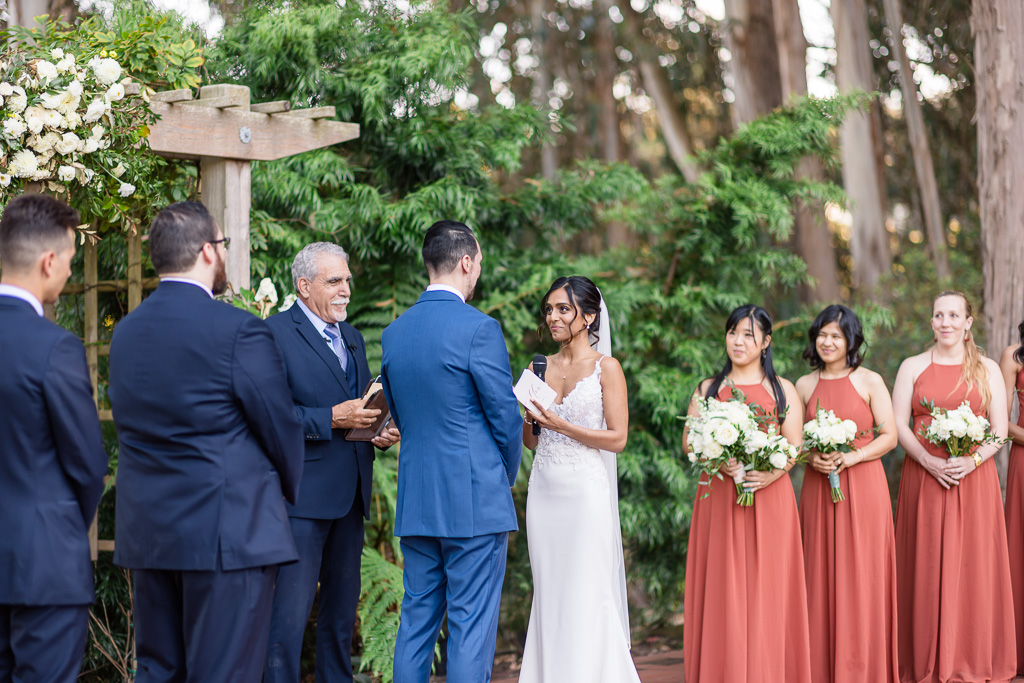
[108,201,304,681]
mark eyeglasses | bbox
[206,237,231,250]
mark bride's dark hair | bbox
[538,276,602,347]
[704,304,787,418]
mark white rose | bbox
[82,138,100,153]
[768,449,789,470]
[90,124,105,139]
[0,173,10,187]
[34,60,58,83]
[828,424,848,446]
[8,149,38,178]
[713,422,739,447]
[55,132,81,155]
[105,83,125,102]
[703,440,723,461]
[842,420,858,439]
[745,429,769,454]
[56,56,76,74]
[90,58,122,86]
[83,99,106,123]
[947,415,968,438]
[50,48,64,60]
[966,424,985,442]
[278,293,297,312]
[2,117,26,138]
[41,109,62,129]
[67,80,83,98]
[57,165,75,182]
[254,277,278,304]
[118,182,135,197]
[0,82,12,97]
[688,432,704,455]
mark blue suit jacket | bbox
[0,296,107,605]
[109,281,304,571]
[265,304,374,520]
[381,290,521,538]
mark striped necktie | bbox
[323,324,348,372]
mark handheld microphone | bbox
[532,354,547,436]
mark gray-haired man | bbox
[264,242,399,682]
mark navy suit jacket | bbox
[109,281,304,571]
[265,304,374,520]
[0,296,107,605]
[381,290,522,538]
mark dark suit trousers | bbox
[264,499,365,683]
[132,564,277,683]
[0,604,89,683]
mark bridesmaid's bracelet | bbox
[972,452,983,468]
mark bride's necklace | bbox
[555,353,588,380]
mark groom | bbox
[381,220,522,683]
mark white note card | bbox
[514,368,557,413]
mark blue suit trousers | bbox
[0,604,89,683]
[393,533,508,683]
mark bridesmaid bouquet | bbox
[919,399,1006,458]
[684,396,760,488]
[802,408,860,503]
[733,427,799,506]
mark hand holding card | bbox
[514,369,556,414]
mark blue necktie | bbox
[323,324,348,373]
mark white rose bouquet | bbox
[684,396,761,498]
[919,399,1006,459]
[802,407,861,503]
[734,426,799,506]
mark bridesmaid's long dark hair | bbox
[704,304,787,418]
[1015,319,1024,365]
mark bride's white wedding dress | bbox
[518,357,641,683]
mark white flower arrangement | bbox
[684,390,798,506]
[919,399,1005,459]
[802,407,862,503]
[0,49,139,206]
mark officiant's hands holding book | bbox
[371,425,401,449]
[331,399,381,430]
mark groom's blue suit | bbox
[381,289,521,683]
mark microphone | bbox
[532,354,547,436]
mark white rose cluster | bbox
[0,48,136,196]
[922,400,996,458]
[685,397,759,465]
[802,408,859,453]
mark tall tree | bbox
[833,0,892,290]
[882,0,950,280]
[773,0,842,302]
[721,0,782,126]
[530,0,558,180]
[976,0,1024,352]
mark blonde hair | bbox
[935,290,991,411]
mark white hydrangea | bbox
[8,149,38,178]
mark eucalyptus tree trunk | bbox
[773,0,842,303]
[8,0,50,28]
[832,0,892,291]
[594,0,629,246]
[531,0,558,181]
[976,0,1024,355]
[721,0,782,127]
[882,0,950,280]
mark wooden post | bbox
[127,231,143,311]
[198,84,253,293]
[83,241,100,561]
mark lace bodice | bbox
[531,357,608,488]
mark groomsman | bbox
[0,195,107,682]
[109,202,304,681]
[264,242,399,682]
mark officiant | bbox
[264,242,400,683]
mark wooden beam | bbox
[181,95,248,110]
[147,101,359,161]
[201,158,251,292]
[250,100,291,114]
[280,106,336,119]
[62,277,160,295]
[151,88,193,103]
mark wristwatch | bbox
[971,452,983,468]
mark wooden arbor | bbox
[79,84,359,556]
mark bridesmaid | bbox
[892,290,1014,683]
[796,305,899,683]
[683,304,812,683]
[999,320,1024,677]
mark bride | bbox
[518,276,640,683]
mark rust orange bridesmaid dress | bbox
[684,384,812,683]
[895,361,1015,683]
[1004,366,1024,676]
[799,375,898,683]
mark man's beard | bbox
[212,252,228,296]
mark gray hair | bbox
[292,242,349,290]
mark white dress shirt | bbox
[426,284,466,303]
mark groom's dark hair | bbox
[422,220,478,276]
[148,202,218,275]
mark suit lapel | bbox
[290,305,350,392]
